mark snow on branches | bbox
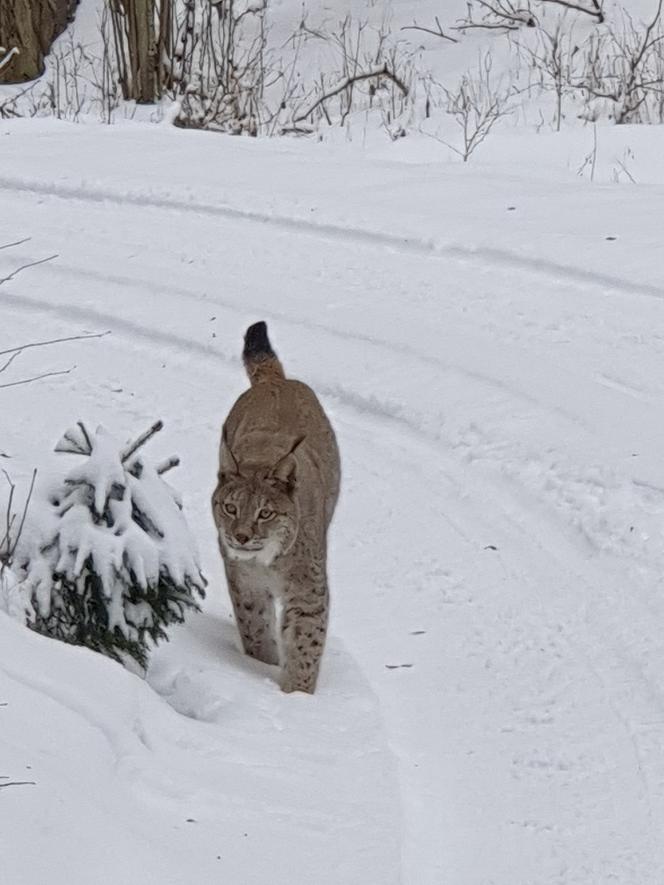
[24,421,206,671]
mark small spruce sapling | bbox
[25,421,206,672]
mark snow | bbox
[2,3,664,879]
[20,421,204,635]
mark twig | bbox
[0,48,19,74]
[0,238,31,251]
[156,456,180,475]
[0,351,21,375]
[454,0,536,31]
[1,471,15,556]
[9,469,36,562]
[0,254,59,287]
[122,421,164,463]
[453,21,520,30]
[0,367,75,390]
[77,421,92,454]
[0,332,110,359]
[0,781,36,789]
[541,0,604,22]
[614,157,637,183]
[401,18,459,43]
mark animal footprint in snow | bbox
[159,672,224,722]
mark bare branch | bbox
[156,456,180,475]
[0,238,31,252]
[8,470,36,562]
[0,47,19,74]
[1,471,16,558]
[401,18,459,43]
[0,254,59,287]
[122,421,164,464]
[0,352,22,376]
[293,63,408,124]
[541,0,604,22]
[571,0,664,123]
[0,332,111,360]
[0,367,75,390]
[1,468,36,564]
[455,0,537,31]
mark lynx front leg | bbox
[280,598,328,694]
[225,564,279,666]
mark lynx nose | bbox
[235,531,251,546]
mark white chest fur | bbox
[222,536,283,567]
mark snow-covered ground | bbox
[3,104,664,884]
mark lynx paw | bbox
[281,676,316,695]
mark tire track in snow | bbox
[4,173,664,880]
[1,289,472,513]
[0,267,564,425]
[0,282,598,564]
[2,173,664,302]
[5,274,664,879]
[3,278,662,565]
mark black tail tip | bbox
[244,321,274,358]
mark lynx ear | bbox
[219,428,241,485]
[269,437,305,490]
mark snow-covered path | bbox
[3,122,664,884]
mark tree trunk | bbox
[111,0,161,103]
[0,0,80,84]
[134,0,157,103]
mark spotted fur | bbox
[212,322,340,693]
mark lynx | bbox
[212,322,340,694]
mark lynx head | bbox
[212,437,303,565]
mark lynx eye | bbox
[224,502,237,516]
[258,507,275,521]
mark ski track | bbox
[3,169,664,883]
[4,259,664,573]
[6,264,664,780]
[3,172,664,302]
[0,263,577,423]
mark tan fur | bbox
[212,324,340,694]
[242,351,285,387]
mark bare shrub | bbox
[573,1,664,123]
[456,0,602,32]
[280,14,417,136]
[437,52,514,161]
[0,470,36,573]
[456,1,538,31]
[520,21,581,129]
[171,0,268,134]
[0,14,123,124]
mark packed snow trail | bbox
[3,123,664,883]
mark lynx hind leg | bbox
[280,601,328,694]
[226,570,279,666]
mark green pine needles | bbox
[26,421,206,671]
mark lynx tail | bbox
[243,321,285,386]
